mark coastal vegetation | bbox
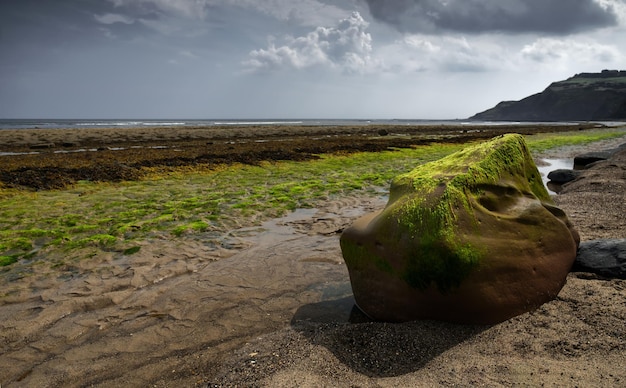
[1,128,625,278]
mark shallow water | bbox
[537,158,573,195]
[0,196,385,386]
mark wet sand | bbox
[1,126,626,387]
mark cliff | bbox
[470,70,626,121]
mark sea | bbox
[0,118,599,130]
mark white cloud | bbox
[168,50,199,65]
[106,0,352,26]
[180,50,198,58]
[101,0,357,39]
[103,0,214,37]
[595,0,626,23]
[243,11,376,74]
[226,0,353,26]
[94,13,135,25]
[520,38,622,66]
[403,36,441,53]
[373,30,625,76]
[378,34,510,74]
[108,0,212,19]
[137,18,181,35]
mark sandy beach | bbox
[1,125,625,387]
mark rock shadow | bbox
[291,297,490,378]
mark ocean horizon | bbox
[0,118,605,130]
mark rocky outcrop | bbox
[341,134,579,324]
[470,70,626,121]
[573,239,626,279]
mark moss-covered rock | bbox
[340,134,579,324]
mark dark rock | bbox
[573,151,615,169]
[340,134,579,324]
[30,143,55,149]
[572,239,626,279]
[377,129,389,136]
[547,169,581,184]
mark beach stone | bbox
[572,239,626,279]
[547,169,581,184]
[340,134,580,324]
[574,151,614,169]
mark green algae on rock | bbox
[341,134,580,324]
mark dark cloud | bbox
[363,0,618,34]
[0,0,135,48]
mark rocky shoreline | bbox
[210,142,626,387]
[1,127,625,387]
[554,143,626,280]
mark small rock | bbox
[572,239,626,279]
[547,169,581,184]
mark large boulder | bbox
[340,134,580,324]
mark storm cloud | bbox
[363,0,618,34]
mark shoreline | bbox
[1,126,626,386]
[0,123,619,191]
[0,122,609,148]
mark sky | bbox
[1,0,626,119]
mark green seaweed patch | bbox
[66,234,117,249]
[388,134,541,292]
[172,220,210,236]
[123,246,141,255]
[0,255,20,267]
[4,237,33,252]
